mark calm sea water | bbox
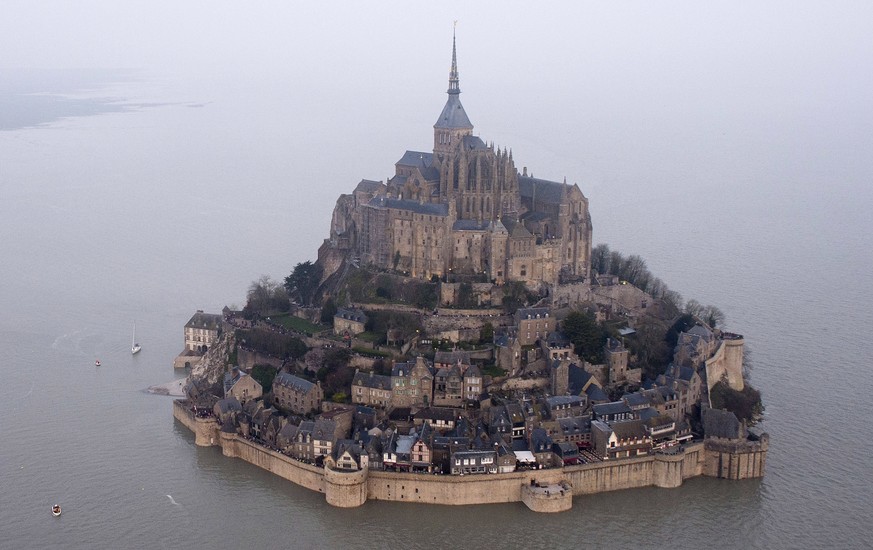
[1,70,871,549]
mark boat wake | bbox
[166,495,180,506]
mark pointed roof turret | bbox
[435,27,473,131]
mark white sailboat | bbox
[131,321,142,355]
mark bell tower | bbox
[433,28,473,157]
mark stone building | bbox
[390,356,434,409]
[351,370,392,408]
[320,32,593,288]
[333,308,368,338]
[184,310,222,353]
[224,368,262,405]
[515,307,555,346]
[174,310,223,369]
[273,372,323,415]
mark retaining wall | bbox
[174,401,762,511]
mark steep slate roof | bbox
[584,384,609,403]
[518,175,568,205]
[623,392,650,409]
[557,416,590,436]
[461,135,486,150]
[435,92,473,129]
[516,307,550,321]
[546,331,571,347]
[396,150,434,168]
[593,401,633,418]
[186,311,222,330]
[215,397,242,415]
[352,371,391,391]
[312,418,337,442]
[703,408,742,439]
[274,372,316,393]
[464,364,482,378]
[335,308,368,324]
[611,420,647,441]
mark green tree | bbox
[320,297,338,324]
[480,322,494,344]
[562,310,606,363]
[250,364,278,393]
[284,261,323,306]
[710,380,764,424]
[501,281,530,314]
[591,243,610,274]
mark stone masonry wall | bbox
[175,405,761,511]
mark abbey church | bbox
[321,34,593,288]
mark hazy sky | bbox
[3,1,872,274]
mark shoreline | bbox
[146,378,186,397]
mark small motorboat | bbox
[95,359,101,367]
[52,504,61,517]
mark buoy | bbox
[52,504,61,517]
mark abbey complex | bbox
[174,34,767,512]
[320,34,592,287]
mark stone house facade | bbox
[273,372,323,415]
[351,370,392,408]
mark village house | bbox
[413,407,458,432]
[173,310,223,369]
[451,450,498,475]
[593,401,635,423]
[333,308,368,338]
[433,350,472,370]
[312,417,339,459]
[515,307,555,346]
[331,440,367,471]
[390,356,434,409]
[544,331,574,361]
[463,364,483,402]
[433,364,464,407]
[543,395,586,420]
[185,310,223,353]
[273,372,323,415]
[223,367,263,404]
[591,419,652,460]
[351,370,392,408]
[292,420,316,461]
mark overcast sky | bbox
[3,1,871,270]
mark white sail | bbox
[131,321,142,354]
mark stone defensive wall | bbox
[175,406,764,512]
[173,400,219,447]
[704,336,745,393]
[703,436,768,480]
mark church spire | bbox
[434,25,473,155]
[448,24,460,94]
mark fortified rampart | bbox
[175,403,765,512]
[704,336,745,393]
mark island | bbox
[174,33,767,513]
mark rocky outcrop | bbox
[186,329,236,396]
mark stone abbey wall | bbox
[175,402,763,512]
[704,338,745,393]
